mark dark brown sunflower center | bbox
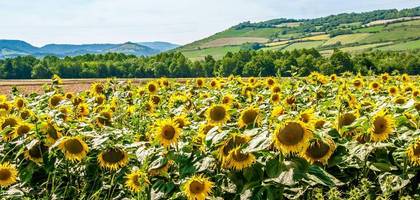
[28,144,44,158]
[101,149,125,164]
[161,125,175,140]
[300,114,311,123]
[131,174,141,186]
[353,80,361,87]
[50,96,62,107]
[152,96,160,105]
[315,120,325,129]
[390,88,396,93]
[267,79,274,85]
[373,117,387,135]
[20,110,30,119]
[306,141,330,159]
[231,151,249,162]
[272,87,280,93]
[210,106,226,122]
[271,94,279,102]
[2,118,17,129]
[197,80,203,86]
[413,143,420,156]
[277,122,304,146]
[17,125,30,135]
[148,84,156,92]
[95,85,104,94]
[47,125,59,140]
[64,139,84,154]
[175,119,185,128]
[286,96,295,105]
[211,81,216,87]
[17,100,24,108]
[0,103,10,111]
[0,169,12,181]
[339,113,356,128]
[222,97,230,104]
[372,83,379,88]
[189,180,205,194]
[242,110,258,125]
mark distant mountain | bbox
[0,40,179,58]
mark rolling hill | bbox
[177,6,420,60]
[0,40,179,58]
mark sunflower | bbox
[394,95,406,105]
[90,82,104,96]
[271,93,281,104]
[299,108,315,125]
[125,170,150,192]
[155,119,181,147]
[271,84,281,93]
[337,112,358,130]
[15,122,33,136]
[196,78,205,87]
[314,119,326,129]
[401,74,410,82]
[284,95,296,106]
[352,78,364,89]
[0,101,12,112]
[406,138,420,166]
[226,147,256,170]
[144,102,155,113]
[330,74,337,82]
[218,134,250,164]
[369,81,381,92]
[272,121,312,154]
[266,77,276,87]
[97,148,129,170]
[209,79,220,89]
[369,110,395,142]
[65,92,74,100]
[381,73,389,82]
[1,115,21,141]
[14,97,26,109]
[183,175,213,200]
[271,106,285,119]
[58,106,72,121]
[248,77,257,85]
[41,121,63,146]
[146,81,159,94]
[24,142,47,164]
[174,115,190,129]
[302,138,336,165]
[58,136,89,162]
[150,95,161,105]
[198,123,216,136]
[388,86,398,96]
[96,110,112,127]
[416,102,420,111]
[206,104,230,125]
[95,95,106,105]
[221,94,234,105]
[73,96,84,106]
[0,163,18,187]
[77,103,90,118]
[49,94,63,107]
[238,107,261,128]
[19,109,33,120]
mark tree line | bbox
[0,49,419,79]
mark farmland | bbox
[0,73,419,199]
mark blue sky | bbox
[0,0,418,46]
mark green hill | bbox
[177,7,420,60]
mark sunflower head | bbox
[271,93,281,104]
[299,108,315,125]
[0,162,18,187]
[221,94,234,105]
[196,78,205,87]
[369,110,395,142]
[406,139,420,166]
[266,77,276,87]
[183,175,213,200]
[209,79,220,89]
[401,74,410,82]
[49,94,63,107]
[146,81,159,94]
[1,115,21,141]
[337,111,358,130]
[271,106,285,119]
[14,97,25,109]
[155,119,181,147]
[16,122,33,136]
[98,148,129,170]
[218,134,250,164]
[369,81,381,91]
[314,119,326,129]
[352,78,364,89]
[271,84,281,93]
[96,110,113,127]
[198,123,216,137]
[0,101,12,112]
[65,92,74,100]
[25,142,48,164]
[381,73,389,82]
[388,86,398,96]
[90,82,104,95]
[302,138,336,165]
[125,170,150,193]
[150,95,161,105]
[330,74,337,82]
[58,136,89,162]
[42,121,63,146]
[272,121,312,154]
[238,107,261,128]
[77,103,90,118]
[95,95,106,105]
[206,104,230,125]
[174,115,190,129]
[226,147,256,170]
[285,95,295,106]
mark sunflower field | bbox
[0,73,419,200]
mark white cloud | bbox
[0,0,418,46]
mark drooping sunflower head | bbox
[97,148,129,170]
[302,138,336,165]
[146,81,159,94]
[58,106,72,121]
[352,78,364,89]
[406,138,420,166]
[183,175,213,200]
[72,96,84,106]
[174,115,190,129]
[95,95,106,105]
[337,112,358,130]
[15,122,33,136]
[14,97,26,109]
[41,121,63,146]
[58,136,89,162]
[0,101,12,112]
[96,110,113,127]
[218,134,250,164]
[0,162,18,187]
[394,95,406,105]
[198,123,216,137]
[150,95,161,105]
[155,119,181,147]
[314,119,327,129]
[369,110,395,142]
[77,103,90,118]
[238,107,261,128]
[226,147,256,170]
[272,121,312,154]
[90,82,104,96]
[49,94,63,108]
[1,115,21,141]
[24,142,47,164]
[206,104,230,125]
[125,170,150,193]
[196,78,205,87]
